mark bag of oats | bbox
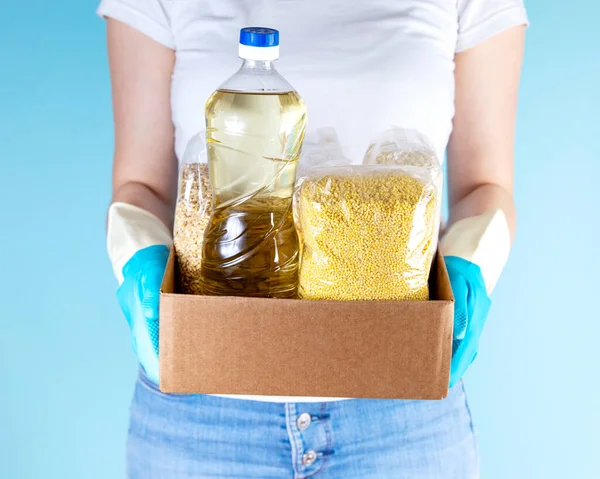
[173,132,214,295]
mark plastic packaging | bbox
[173,132,213,295]
[200,27,306,298]
[296,128,442,301]
[364,126,444,242]
[297,127,350,178]
[363,127,440,169]
[294,128,350,245]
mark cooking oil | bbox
[201,88,307,298]
[201,196,300,298]
[205,90,306,205]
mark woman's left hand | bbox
[445,256,492,387]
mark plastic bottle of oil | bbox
[201,27,307,298]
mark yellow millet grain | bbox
[298,172,437,301]
[173,163,213,295]
[372,150,437,168]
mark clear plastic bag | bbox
[173,132,214,295]
[297,127,351,178]
[295,128,442,301]
[363,126,444,245]
[294,128,350,245]
[363,127,440,169]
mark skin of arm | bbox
[447,26,526,243]
[106,19,177,230]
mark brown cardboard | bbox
[159,248,454,400]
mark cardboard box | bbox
[159,248,454,400]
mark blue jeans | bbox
[128,370,479,478]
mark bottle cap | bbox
[239,27,280,61]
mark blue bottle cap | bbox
[239,27,280,48]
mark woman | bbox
[99,0,528,477]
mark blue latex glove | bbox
[445,256,492,387]
[116,245,170,384]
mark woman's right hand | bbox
[116,245,170,384]
[104,17,177,385]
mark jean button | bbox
[296,413,311,431]
[302,450,317,466]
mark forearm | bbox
[111,180,175,233]
[445,25,525,268]
[105,18,178,238]
[448,183,516,244]
[441,182,514,293]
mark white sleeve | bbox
[456,0,529,52]
[97,0,175,49]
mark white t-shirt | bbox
[98,0,528,163]
[98,0,528,402]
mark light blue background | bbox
[0,1,598,477]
